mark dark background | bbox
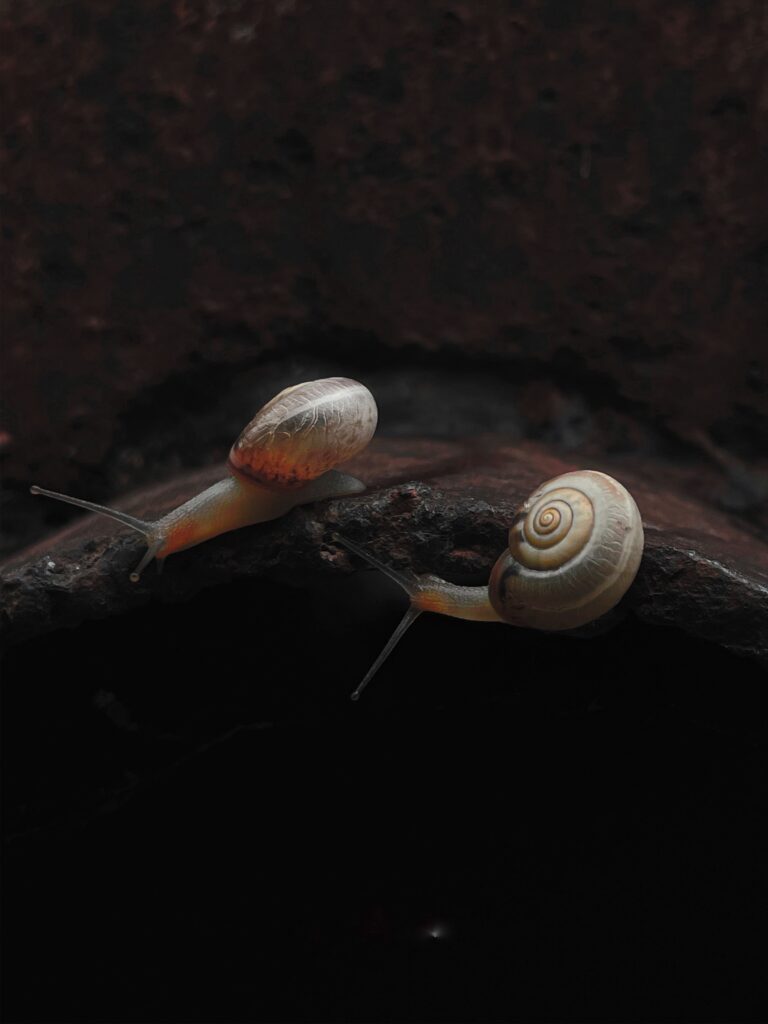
[4,579,767,1023]
[2,0,767,549]
[2,2,767,1022]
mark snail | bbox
[336,470,644,700]
[31,377,378,582]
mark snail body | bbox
[337,470,644,699]
[31,377,377,582]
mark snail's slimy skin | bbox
[153,470,365,561]
[410,577,504,622]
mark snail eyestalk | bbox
[30,485,151,535]
[334,534,425,700]
[350,605,422,701]
[334,533,421,594]
[335,532,505,698]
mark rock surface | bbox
[3,0,767,526]
[3,439,767,666]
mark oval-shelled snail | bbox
[31,377,377,582]
[336,470,644,700]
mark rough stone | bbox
[3,439,766,667]
[2,0,767,536]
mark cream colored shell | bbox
[228,377,378,488]
[488,470,644,630]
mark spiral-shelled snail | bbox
[336,470,644,699]
[31,377,378,582]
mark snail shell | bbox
[488,470,644,631]
[228,377,378,488]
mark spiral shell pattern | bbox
[228,377,378,488]
[489,470,643,631]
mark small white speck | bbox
[46,560,56,571]
[418,920,453,942]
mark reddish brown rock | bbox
[3,439,766,667]
[2,0,766,543]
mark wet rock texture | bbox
[3,439,767,668]
[2,0,767,517]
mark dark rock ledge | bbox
[2,439,767,666]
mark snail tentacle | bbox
[350,605,423,702]
[336,533,502,699]
[29,485,151,536]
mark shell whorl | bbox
[228,377,378,488]
[488,470,644,631]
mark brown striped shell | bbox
[228,377,378,488]
[488,470,644,630]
